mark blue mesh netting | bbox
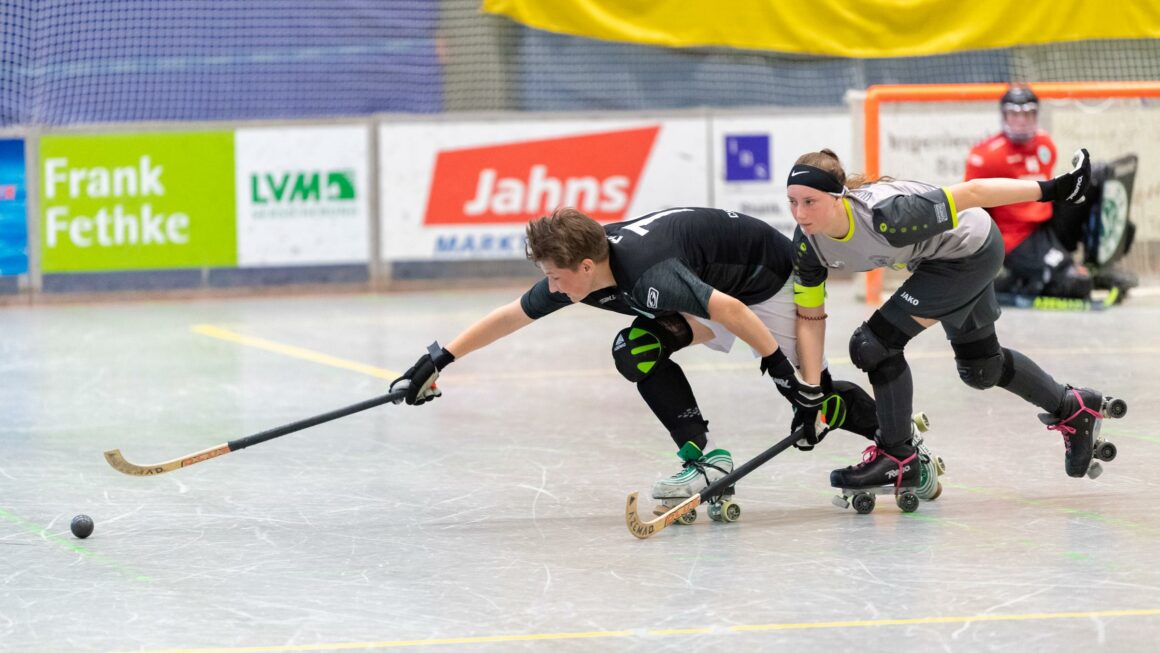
[3,2,1157,126]
[0,1,441,126]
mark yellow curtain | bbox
[481,0,1160,58]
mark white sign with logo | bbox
[877,102,995,187]
[378,117,708,261]
[235,126,370,265]
[711,112,853,238]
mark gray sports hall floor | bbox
[3,280,1160,653]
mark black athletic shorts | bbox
[881,222,1003,340]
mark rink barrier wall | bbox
[0,108,852,300]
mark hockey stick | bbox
[626,429,802,539]
[104,389,407,476]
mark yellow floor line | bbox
[108,607,1160,653]
[191,324,399,380]
[192,322,1160,384]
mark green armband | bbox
[793,282,826,308]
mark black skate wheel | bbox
[897,492,920,513]
[1086,462,1104,480]
[852,493,876,514]
[1096,441,1117,462]
[1106,398,1127,419]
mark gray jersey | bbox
[793,180,993,300]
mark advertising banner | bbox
[379,118,708,260]
[39,132,236,272]
[711,113,853,237]
[878,102,995,188]
[0,139,28,275]
[234,126,370,266]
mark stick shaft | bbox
[697,431,800,502]
[105,389,406,476]
[227,390,405,452]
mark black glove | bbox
[1038,148,1091,204]
[390,342,455,405]
[760,348,824,408]
[791,406,829,452]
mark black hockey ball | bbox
[70,514,94,539]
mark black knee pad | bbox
[611,315,692,382]
[849,315,910,384]
[952,332,1004,390]
[826,379,878,439]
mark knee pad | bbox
[848,318,908,385]
[826,379,878,439]
[611,315,692,382]
[952,332,1004,390]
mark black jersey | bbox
[520,207,795,321]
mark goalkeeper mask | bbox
[1000,86,1039,144]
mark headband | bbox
[787,164,845,195]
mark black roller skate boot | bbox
[1040,386,1128,479]
[830,443,921,514]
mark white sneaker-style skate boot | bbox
[651,442,735,524]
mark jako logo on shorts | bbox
[423,126,660,224]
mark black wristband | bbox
[427,341,456,370]
[1036,178,1056,203]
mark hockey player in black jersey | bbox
[787,148,1126,513]
[390,206,945,521]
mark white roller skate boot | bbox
[911,412,946,501]
[651,442,735,525]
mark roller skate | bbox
[912,413,946,501]
[1040,386,1127,479]
[651,442,737,525]
[830,441,921,515]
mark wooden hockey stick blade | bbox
[104,443,231,477]
[625,492,701,539]
[104,389,406,477]
[625,429,803,540]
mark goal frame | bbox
[860,81,1160,304]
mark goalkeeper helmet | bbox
[1000,85,1039,143]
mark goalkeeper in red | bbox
[788,146,1126,511]
[389,206,945,517]
[964,85,1137,300]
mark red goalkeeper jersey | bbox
[964,131,1057,253]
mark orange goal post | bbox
[858,81,1160,304]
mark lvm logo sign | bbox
[249,169,358,218]
[424,126,660,224]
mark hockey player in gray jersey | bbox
[787,148,1127,513]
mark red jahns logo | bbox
[424,126,660,224]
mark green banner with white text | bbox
[481,0,1160,58]
[39,132,236,272]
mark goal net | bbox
[852,82,1160,302]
